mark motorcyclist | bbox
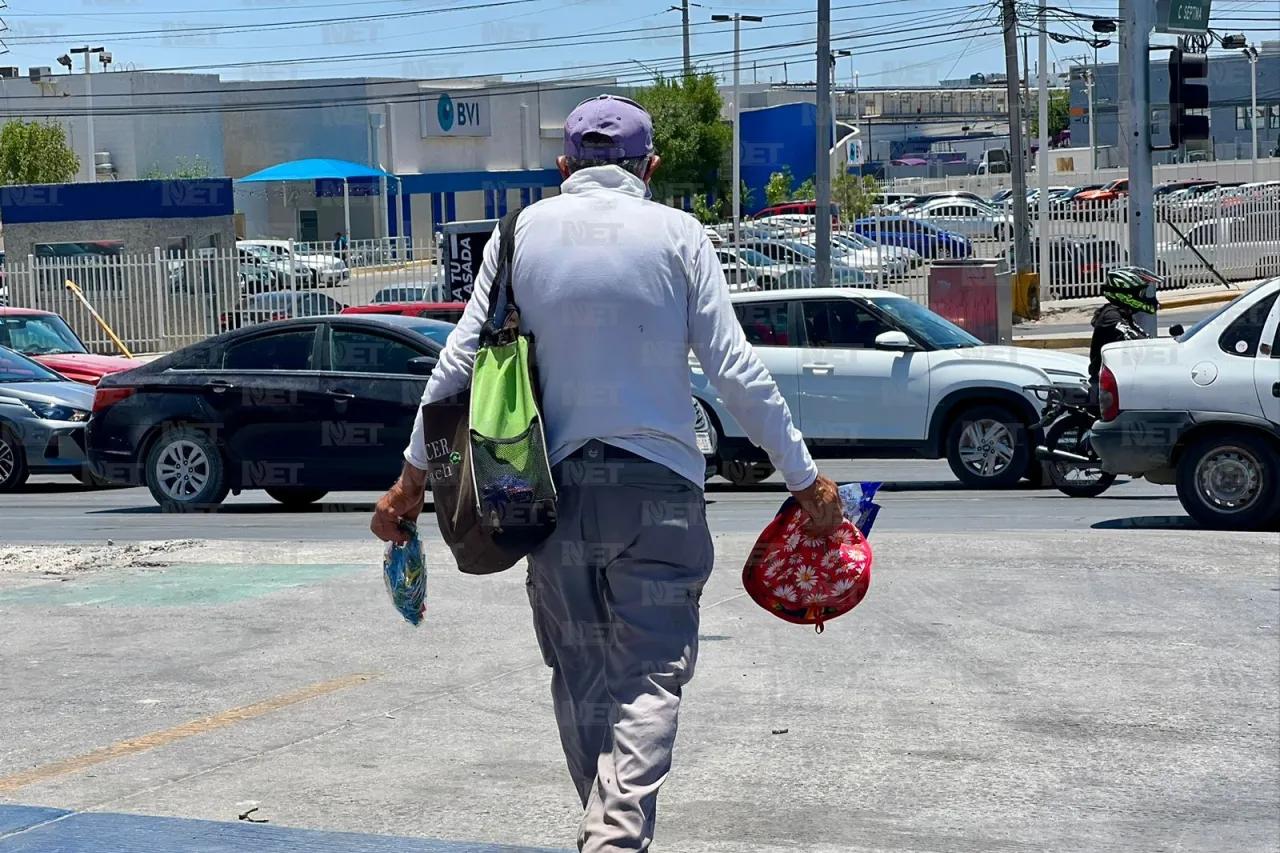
[1089,266,1160,402]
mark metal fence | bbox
[716,180,1279,306]
[1,237,445,355]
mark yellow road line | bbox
[0,672,378,793]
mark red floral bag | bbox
[742,500,872,633]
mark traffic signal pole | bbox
[1123,0,1157,336]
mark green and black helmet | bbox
[1101,266,1160,314]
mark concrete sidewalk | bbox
[2,532,1277,852]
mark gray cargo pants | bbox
[526,440,714,853]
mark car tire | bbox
[265,487,328,509]
[945,403,1030,489]
[1175,431,1280,531]
[719,460,775,487]
[0,425,30,493]
[144,425,230,512]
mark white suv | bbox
[1091,278,1280,530]
[694,288,1090,489]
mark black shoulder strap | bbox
[485,207,523,326]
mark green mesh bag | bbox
[468,208,558,550]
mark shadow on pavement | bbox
[705,479,977,495]
[1092,515,1196,530]
[90,501,380,515]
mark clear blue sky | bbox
[0,0,1273,88]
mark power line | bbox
[0,27,1005,119]
[0,4,990,100]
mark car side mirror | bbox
[875,330,915,350]
[406,356,437,376]
[1169,323,1184,337]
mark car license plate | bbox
[696,434,713,454]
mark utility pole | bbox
[1245,45,1259,181]
[1001,0,1032,279]
[681,0,691,77]
[815,0,832,286]
[1085,69,1097,180]
[1122,0,1156,335]
[1037,0,1051,301]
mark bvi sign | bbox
[422,92,492,137]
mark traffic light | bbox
[1168,48,1210,146]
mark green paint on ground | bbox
[0,564,364,608]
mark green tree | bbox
[765,167,794,206]
[0,120,80,185]
[632,72,732,204]
[142,155,217,180]
[791,177,816,201]
[1029,90,1071,139]
[691,193,719,225]
[832,172,881,221]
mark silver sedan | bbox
[0,347,96,491]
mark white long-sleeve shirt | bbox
[404,165,817,491]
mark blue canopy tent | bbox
[236,158,402,246]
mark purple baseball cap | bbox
[564,94,654,160]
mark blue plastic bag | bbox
[383,519,426,626]
[838,482,883,538]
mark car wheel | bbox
[265,487,328,509]
[144,425,230,512]
[945,404,1030,489]
[719,460,776,487]
[0,425,30,493]
[1175,431,1280,531]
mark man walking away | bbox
[372,94,841,852]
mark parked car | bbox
[853,217,973,259]
[1157,213,1280,286]
[1049,184,1104,216]
[750,201,841,222]
[737,238,870,280]
[341,301,467,323]
[1077,179,1129,204]
[236,245,311,289]
[238,240,350,286]
[835,230,923,269]
[910,197,1012,241]
[0,308,136,385]
[773,267,873,288]
[0,346,97,491]
[998,237,1129,298]
[1090,278,1280,530]
[86,314,717,508]
[694,288,1090,489]
[896,191,990,211]
[219,291,347,331]
[826,233,911,278]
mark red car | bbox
[0,307,135,385]
[341,302,467,324]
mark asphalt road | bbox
[2,460,1201,544]
[1019,303,1218,340]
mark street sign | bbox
[1156,0,1212,35]
[441,218,498,302]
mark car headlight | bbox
[23,401,89,422]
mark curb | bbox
[1014,336,1091,349]
[1158,289,1240,310]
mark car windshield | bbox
[405,320,457,347]
[0,346,64,382]
[0,314,88,356]
[868,296,983,349]
[1175,285,1258,342]
[732,248,773,266]
[780,242,818,260]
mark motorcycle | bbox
[1028,383,1117,498]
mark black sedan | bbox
[86,315,449,511]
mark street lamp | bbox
[711,13,763,242]
[1242,44,1259,181]
[63,46,107,183]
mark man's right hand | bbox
[790,474,843,538]
[371,463,427,544]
